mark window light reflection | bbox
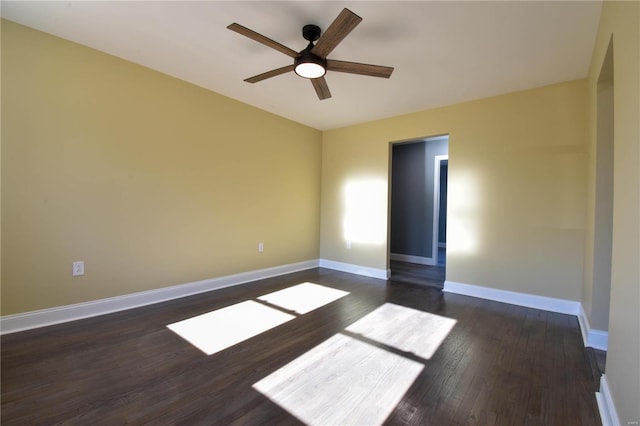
[167,300,294,355]
[258,282,349,314]
[167,283,350,355]
[253,333,423,426]
[447,171,480,255]
[343,178,387,245]
[346,303,457,360]
[253,304,456,425]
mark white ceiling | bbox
[1,1,602,131]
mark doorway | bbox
[434,155,448,267]
[584,35,614,382]
[389,135,448,287]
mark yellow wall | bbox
[1,20,322,315]
[584,1,640,423]
[321,79,588,301]
[0,19,4,308]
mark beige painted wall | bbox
[584,1,640,423]
[321,79,588,301]
[1,20,322,315]
[583,68,614,332]
[0,19,4,306]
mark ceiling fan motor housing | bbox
[302,24,321,42]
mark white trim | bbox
[443,280,580,315]
[0,260,319,335]
[390,253,435,266]
[432,154,448,269]
[319,259,389,280]
[596,375,620,426]
[578,304,609,350]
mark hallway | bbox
[390,248,446,288]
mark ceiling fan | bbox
[227,8,394,100]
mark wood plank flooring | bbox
[389,260,445,288]
[1,268,601,425]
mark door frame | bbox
[432,155,448,266]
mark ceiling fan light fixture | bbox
[294,52,326,79]
[228,9,393,100]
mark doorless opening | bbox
[388,135,449,287]
[590,37,614,337]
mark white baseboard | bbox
[578,304,608,350]
[596,374,620,426]
[0,260,319,335]
[319,259,389,280]
[443,280,580,315]
[390,253,436,266]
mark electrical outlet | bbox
[258,242,264,253]
[72,261,84,276]
[346,240,351,249]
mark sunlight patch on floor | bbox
[167,301,295,355]
[258,282,350,314]
[346,303,457,360]
[253,333,424,426]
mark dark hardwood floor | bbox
[390,248,446,288]
[586,347,607,388]
[389,261,445,288]
[1,267,601,425]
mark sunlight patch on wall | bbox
[447,171,481,255]
[258,282,349,314]
[253,333,423,426]
[345,303,457,360]
[167,301,294,355]
[342,178,387,245]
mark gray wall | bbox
[390,137,448,259]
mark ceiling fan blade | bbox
[244,65,295,83]
[326,59,394,78]
[311,8,362,58]
[228,23,299,58]
[311,77,332,100]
